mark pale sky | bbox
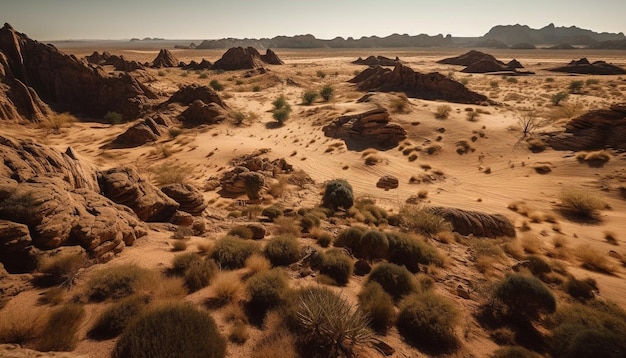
[2,0,625,40]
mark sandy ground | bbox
[2,46,626,357]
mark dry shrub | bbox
[434,105,452,119]
[171,240,187,251]
[212,236,261,269]
[170,252,218,292]
[576,150,611,166]
[0,306,45,345]
[212,272,245,304]
[37,287,66,305]
[86,264,157,302]
[264,234,301,266]
[228,321,249,345]
[367,262,418,301]
[386,232,443,272]
[252,329,298,358]
[268,177,289,198]
[245,253,271,276]
[151,161,194,186]
[390,93,410,113]
[398,205,452,237]
[37,251,85,288]
[89,295,150,340]
[196,240,214,255]
[528,210,545,223]
[309,228,333,247]
[246,268,289,313]
[559,188,606,221]
[41,112,76,134]
[313,249,353,286]
[228,225,254,239]
[273,216,302,236]
[36,304,85,352]
[521,233,544,254]
[358,282,395,333]
[575,244,615,273]
[493,346,542,358]
[504,240,526,260]
[508,201,530,216]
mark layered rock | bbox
[349,63,488,104]
[152,49,180,68]
[161,183,207,216]
[98,166,179,222]
[219,155,293,197]
[112,118,163,148]
[212,47,283,70]
[429,207,516,238]
[179,100,228,126]
[323,108,407,149]
[352,55,400,66]
[546,58,626,75]
[0,23,158,120]
[545,103,626,151]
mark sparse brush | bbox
[211,236,261,269]
[273,216,302,236]
[228,225,254,239]
[434,105,452,119]
[320,84,334,101]
[37,251,85,288]
[358,282,395,333]
[521,233,544,254]
[0,306,45,345]
[398,205,452,237]
[85,264,156,302]
[89,295,150,340]
[245,253,271,275]
[41,112,76,134]
[36,304,85,352]
[466,111,480,121]
[301,90,319,105]
[576,150,611,166]
[390,93,410,113]
[367,262,418,301]
[575,244,615,273]
[559,188,606,221]
[210,79,224,91]
[212,272,244,305]
[251,329,298,358]
[264,234,301,266]
[151,161,193,186]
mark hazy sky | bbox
[2,0,625,40]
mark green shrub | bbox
[272,94,288,110]
[494,274,556,320]
[228,225,254,239]
[526,255,552,278]
[37,251,85,288]
[212,236,261,269]
[264,235,301,266]
[322,179,354,210]
[569,80,584,94]
[261,206,283,221]
[552,91,569,105]
[301,90,319,105]
[246,268,289,313]
[113,303,226,358]
[359,230,389,260]
[243,172,265,200]
[316,70,326,79]
[86,264,155,302]
[367,263,418,301]
[564,277,597,301]
[287,286,372,357]
[36,304,85,351]
[210,79,224,91]
[334,226,366,253]
[311,228,333,247]
[104,111,123,124]
[170,253,218,291]
[397,292,459,352]
[320,85,334,101]
[89,295,150,340]
[358,282,395,333]
[315,249,353,286]
[386,232,443,272]
[272,105,291,125]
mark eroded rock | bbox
[323,108,406,150]
[429,206,516,238]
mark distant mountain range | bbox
[167,24,626,50]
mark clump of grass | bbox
[210,79,224,91]
[41,112,76,134]
[358,282,395,333]
[170,253,218,292]
[212,236,261,269]
[273,216,302,236]
[246,268,289,314]
[212,272,245,305]
[171,240,188,251]
[245,253,271,276]
[89,295,150,340]
[36,304,85,352]
[310,228,333,247]
[85,264,156,302]
[301,89,319,105]
[228,225,254,239]
[576,150,611,166]
[575,244,615,273]
[434,105,452,119]
[320,84,334,101]
[151,161,194,186]
[390,93,410,113]
[264,235,301,266]
[37,251,85,288]
[493,274,556,321]
[367,262,418,301]
[0,306,45,345]
[398,205,452,237]
[386,232,443,272]
[312,249,353,286]
[559,188,606,221]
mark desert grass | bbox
[245,253,272,276]
[211,272,245,305]
[559,188,607,221]
[36,304,85,351]
[434,105,452,119]
[575,244,616,274]
[40,112,76,135]
[520,233,544,254]
[85,264,158,302]
[151,161,194,186]
[0,306,45,345]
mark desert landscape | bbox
[1,21,626,358]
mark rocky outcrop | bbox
[349,63,489,104]
[179,100,228,126]
[166,85,227,107]
[429,207,516,238]
[507,59,524,68]
[112,118,163,148]
[219,155,293,198]
[546,58,626,75]
[461,60,510,73]
[376,175,399,190]
[98,167,179,222]
[438,50,503,66]
[323,108,407,150]
[85,51,145,71]
[352,55,400,66]
[220,167,265,197]
[545,103,626,151]
[161,184,207,216]
[152,49,180,68]
[182,59,213,70]
[0,23,158,120]
[212,47,283,70]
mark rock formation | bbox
[166,85,227,107]
[429,207,516,238]
[323,108,406,150]
[161,183,207,216]
[219,155,293,197]
[163,85,230,127]
[212,47,284,70]
[545,103,626,151]
[85,51,145,71]
[0,23,158,120]
[112,118,163,148]
[438,50,504,66]
[376,175,399,190]
[439,51,529,74]
[352,55,400,66]
[152,49,180,68]
[546,58,626,75]
[350,64,489,105]
[182,59,213,70]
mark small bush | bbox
[575,244,615,273]
[36,304,85,352]
[316,70,326,78]
[151,161,194,186]
[113,303,226,358]
[171,253,218,292]
[359,230,389,260]
[212,272,245,305]
[38,251,85,288]
[301,90,319,105]
[86,264,155,302]
[0,307,44,345]
[272,105,292,125]
[564,277,597,301]
[390,93,410,113]
[210,79,224,91]
[334,226,366,253]
[262,205,284,221]
[397,292,459,352]
[494,274,556,321]
[576,150,611,166]
[568,80,584,94]
[315,249,353,286]
[398,205,452,237]
[322,179,354,210]
[272,94,288,110]
[367,263,417,301]
[358,282,395,333]
[89,295,150,340]
[310,228,333,247]
[559,188,606,220]
[386,232,443,272]
[320,85,334,101]
[228,225,254,239]
[245,253,271,275]
[171,240,187,251]
[104,111,123,124]
[552,91,569,105]
[246,268,289,313]
[273,217,302,236]
[300,214,321,233]
[264,235,301,266]
[212,236,261,269]
[434,105,452,119]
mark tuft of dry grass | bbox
[576,150,611,166]
[604,231,618,245]
[434,105,452,119]
[211,272,245,305]
[0,306,45,345]
[245,253,272,276]
[196,240,214,255]
[575,244,616,273]
[559,188,607,221]
[521,233,544,254]
[151,161,194,186]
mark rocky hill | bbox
[483,23,625,46]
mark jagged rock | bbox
[350,63,489,104]
[0,23,158,120]
[376,175,399,190]
[231,154,293,174]
[461,60,511,73]
[246,223,267,240]
[0,220,34,272]
[219,167,265,199]
[212,47,284,70]
[352,55,400,66]
[152,49,179,68]
[112,118,162,148]
[161,183,207,216]
[170,210,194,226]
[98,166,179,222]
[547,58,626,75]
[165,85,227,107]
[85,52,144,71]
[429,206,516,238]
[545,103,626,151]
[323,108,407,150]
[456,285,471,299]
[0,55,52,122]
[438,50,504,66]
[181,59,213,70]
[179,100,228,126]
[507,59,524,68]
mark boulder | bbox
[0,23,158,120]
[429,206,516,238]
[323,108,407,149]
[545,103,626,151]
[161,183,207,216]
[219,167,266,199]
[260,49,284,65]
[547,58,626,75]
[179,100,228,126]
[169,210,194,226]
[98,166,179,222]
[165,85,227,107]
[112,118,162,148]
[152,49,179,68]
[376,175,399,190]
[349,63,489,104]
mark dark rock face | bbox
[546,58,626,75]
[85,51,145,71]
[545,103,626,151]
[161,184,207,216]
[179,100,228,126]
[152,49,180,68]
[352,55,400,66]
[323,108,407,150]
[212,47,283,70]
[112,118,163,148]
[166,85,227,107]
[429,207,516,238]
[461,60,510,73]
[182,59,213,70]
[349,63,489,104]
[98,167,179,222]
[0,23,158,120]
[376,175,399,190]
[438,50,503,66]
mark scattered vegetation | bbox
[210,79,224,91]
[301,89,319,105]
[246,268,289,314]
[398,205,452,237]
[434,104,452,119]
[37,251,85,288]
[322,179,354,210]
[367,262,418,301]
[89,295,150,340]
[551,91,569,105]
[264,234,301,266]
[85,264,155,302]
[559,188,606,221]
[170,253,218,292]
[358,282,395,333]
[493,274,556,321]
[211,236,261,269]
[320,84,334,101]
[36,304,85,352]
